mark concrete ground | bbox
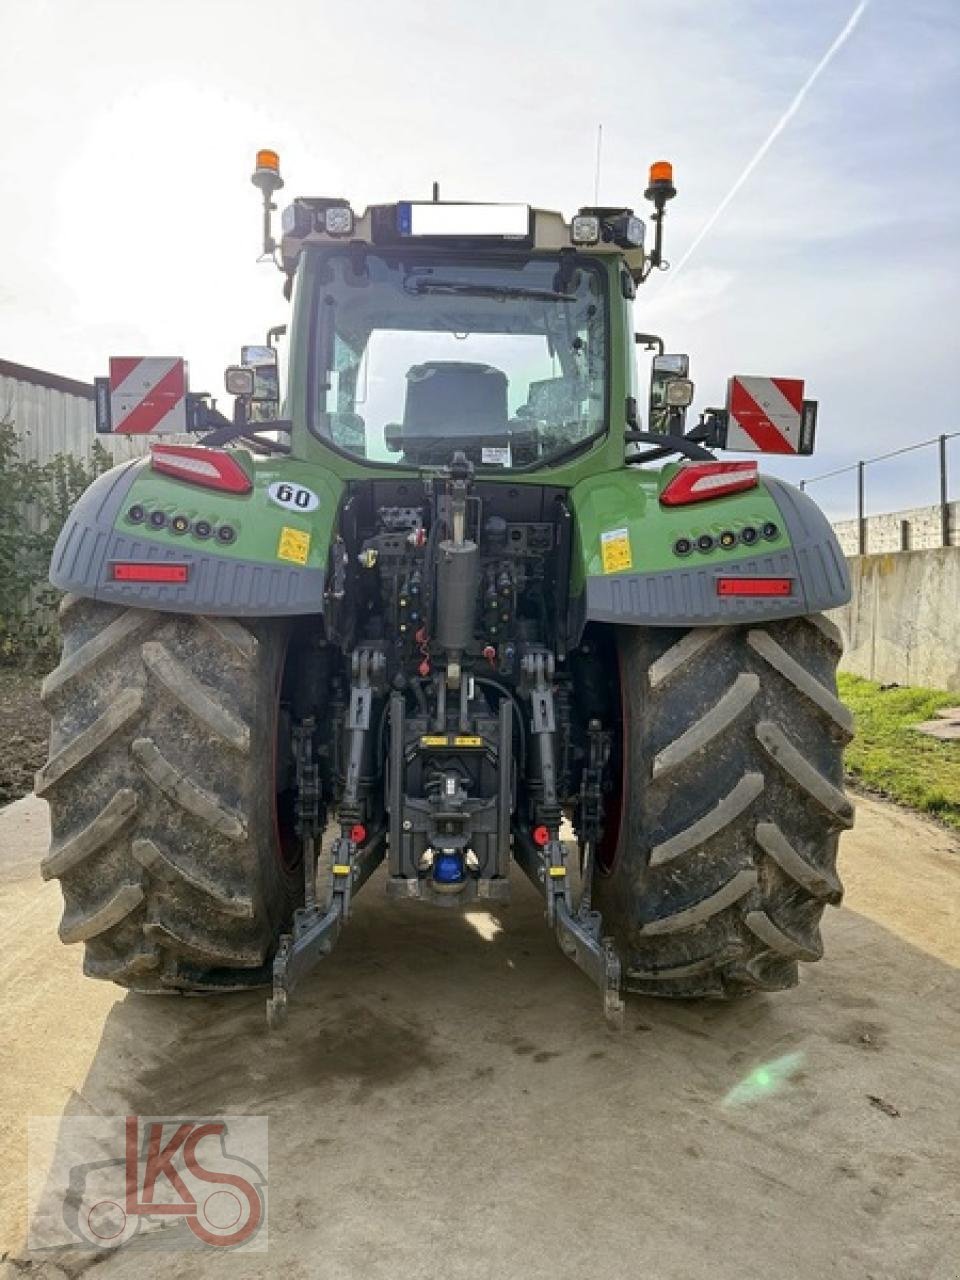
[1,792,959,1280]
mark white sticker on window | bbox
[481,446,511,466]
[267,481,320,513]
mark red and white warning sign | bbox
[725,376,805,455]
[106,357,188,434]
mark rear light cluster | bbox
[149,444,252,494]
[660,461,759,507]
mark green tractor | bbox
[39,153,854,1027]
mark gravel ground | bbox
[0,668,46,807]
[1,790,958,1280]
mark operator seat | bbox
[402,361,509,446]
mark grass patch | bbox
[838,673,960,832]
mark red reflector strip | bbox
[111,562,190,583]
[717,577,793,597]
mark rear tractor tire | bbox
[591,615,854,998]
[38,595,301,993]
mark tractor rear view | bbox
[39,153,853,1027]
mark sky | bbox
[2,0,958,519]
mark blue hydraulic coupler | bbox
[433,852,465,885]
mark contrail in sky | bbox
[669,0,871,279]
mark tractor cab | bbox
[272,179,644,473]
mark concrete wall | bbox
[833,502,959,556]
[831,548,960,693]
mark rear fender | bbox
[570,467,849,633]
[49,454,343,616]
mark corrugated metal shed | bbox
[0,358,150,466]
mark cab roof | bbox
[280,199,646,279]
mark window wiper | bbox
[404,278,576,303]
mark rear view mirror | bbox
[239,344,280,422]
[649,353,692,435]
[241,344,275,370]
[653,353,689,377]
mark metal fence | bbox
[800,431,958,555]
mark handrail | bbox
[800,431,960,488]
[799,432,958,554]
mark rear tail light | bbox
[150,444,252,494]
[717,577,793,597]
[660,461,759,506]
[110,562,190,583]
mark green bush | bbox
[0,419,113,667]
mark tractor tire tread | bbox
[40,598,296,992]
[592,614,851,998]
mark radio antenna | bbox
[593,124,603,205]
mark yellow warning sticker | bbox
[277,526,311,565]
[454,735,483,747]
[600,526,633,573]
[420,735,449,747]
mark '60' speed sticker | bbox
[267,481,319,513]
